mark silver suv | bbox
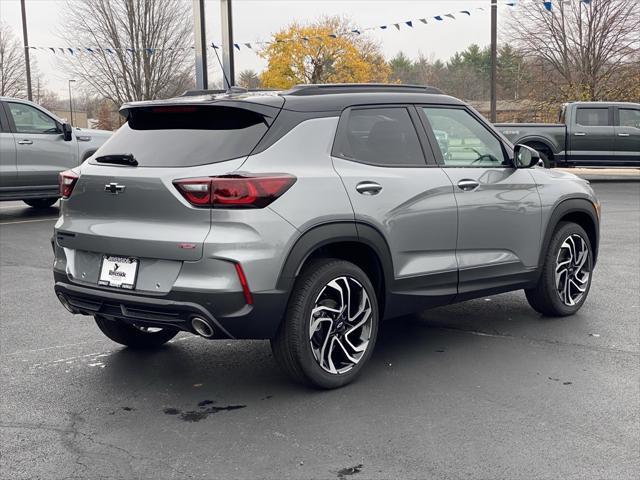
[53,84,600,388]
[0,97,111,208]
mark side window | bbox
[575,108,609,127]
[7,102,59,134]
[333,107,425,167]
[618,108,640,129]
[422,107,506,167]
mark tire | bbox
[525,222,593,317]
[23,197,58,209]
[94,315,178,349]
[271,259,379,389]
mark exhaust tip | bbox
[191,316,214,338]
[57,293,77,314]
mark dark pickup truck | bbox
[495,101,640,167]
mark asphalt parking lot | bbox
[1,182,638,480]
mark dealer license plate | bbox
[98,256,139,290]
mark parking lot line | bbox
[0,217,57,225]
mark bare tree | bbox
[506,0,640,99]
[0,23,26,97]
[59,0,194,105]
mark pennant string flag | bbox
[26,1,530,55]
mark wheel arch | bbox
[276,221,394,316]
[517,135,559,155]
[80,149,97,162]
[540,198,600,268]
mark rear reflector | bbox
[59,170,79,199]
[173,174,296,208]
[234,263,253,305]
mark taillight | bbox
[59,170,79,199]
[173,174,296,208]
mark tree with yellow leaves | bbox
[259,17,390,89]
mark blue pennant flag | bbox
[105,48,113,54]
[49,47,56,53]
[211,43,219,49]
[405,21,413,28]
[445,13,455,19]
[145,48,153,54]
[351,29,361,34]
[234,43,240,50]
[379,25,387,29]
[581,0,591,3]
[434,15,443,21]
[543,1,552,11]
[419,18,428,24]
[67,48,74,54]
[126,48,135,53]
[86,48,94,53]
[244,43,252,49]
[393,23,400,30]
[328,33,338,38]
[460,10,471,16]
[505,2,516,6]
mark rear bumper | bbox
[53,273,288,339]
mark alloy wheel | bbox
[309,276,373,374]
[555,234,590,306]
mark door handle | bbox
[17,139,33,145]
[573,132,586,136]
[617,133,630,137]
[457,179,479,191]
[356,181,382,195]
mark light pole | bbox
[68,79,76,126]
[20,0,33,100]
[490,0,497,123]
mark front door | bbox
[331,106,458,311]
[6,101,76,189]
[419,105,542,298]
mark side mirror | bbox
[513,144,540,168]
[62,123,73,141]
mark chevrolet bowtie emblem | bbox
[105,183,126,194]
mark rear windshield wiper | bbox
[95,154,138,167]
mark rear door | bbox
[57,103,279,263]
[0,102,18,190]
[419,105,541,297]
[6,101,77,190]
[613,106,640,166]
[568,106,614,165]
[331,105,458,308]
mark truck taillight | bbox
[173,174,296,208]
[59,170,79,199]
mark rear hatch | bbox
[56,99,283,262]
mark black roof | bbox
[123,83,464,114]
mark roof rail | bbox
[284,83,444,96]
[181,87,279,97]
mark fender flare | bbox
[275,221,394,294]
[517,136,559,156]
[539,198,600,268]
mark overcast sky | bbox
[1,0,514,97]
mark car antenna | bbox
[211,43,232,93]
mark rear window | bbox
[93,106,272,167]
